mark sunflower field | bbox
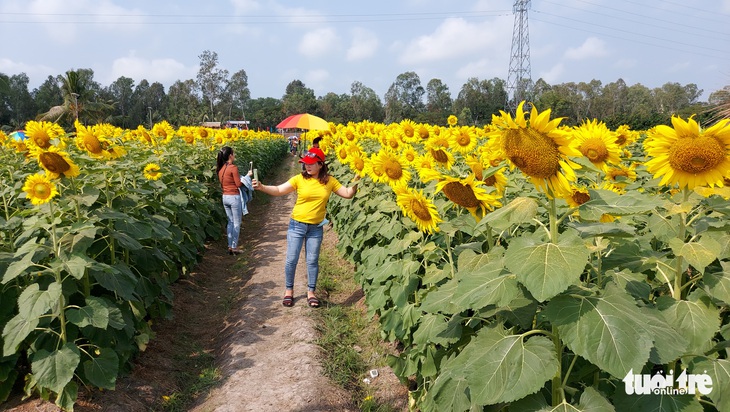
[322,103,730,411]
[0,121,287,410]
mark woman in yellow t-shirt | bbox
[252,147,359,308]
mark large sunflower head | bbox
[447,115,458,127]
[22,173,59,205]
[24,121,66,150]
[396,185,442,234]
[614,124,638,147]
[75,121,110,158]
[36,146,80,179]
[415,123,432,142]
[571,119,622,171]
[644,116,730,189]
[435,174,502,219]
[370,150,411,187]
[562,185,591,208]
[449,126,479,154]
[491,101,581,197]
[151,121,176,143]
[399,119,419,143]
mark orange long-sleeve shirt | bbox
[218,163,242,195]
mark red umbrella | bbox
[276,113,329,130]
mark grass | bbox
[312,234,405,412]
[159,342,220,412]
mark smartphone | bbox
[253,168,258,181]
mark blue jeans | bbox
[285,219,323,291]
[222,194,242,248]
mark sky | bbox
[1,0,729,104]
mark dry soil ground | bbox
[3,156,407,412]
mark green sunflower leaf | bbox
[451,324,558,406]
[657,292,720,356]
[690,358,730,412]
[31,343,80,394]
[668,237,721,273]
[544,284,653,379]
[82,347,119,389]
[704,261,730,304]
[505,230,589,302]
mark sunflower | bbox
[563,185,591,208]
[144,163,162,180]
[415,123,432,141]
[435,174,502,219]
[483,168,508,195]
[571,119,622,171]
[450,126,479,154]
[490,101,581,197]
[36,147,80,179]
[644,116,730,189]
[24,121,66,150]
[614,124,638,147]
[447,115,458,127]
[23,173,59,205]
[0,130,7,146]
[348,150,368,177]
[75,122,111,158]
[381,130,403,152]
[401,145,418,165]
[152,121,176,144]
[396,185,442,234]
[399,119,419,143]
[370,150,411,187]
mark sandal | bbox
[282,295,294,307]
[307,297,320,308]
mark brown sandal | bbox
[282,295,294,307]
[307,297,320,308]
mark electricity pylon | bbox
[506,0,532,113]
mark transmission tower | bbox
[506,0,532,113]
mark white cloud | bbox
[298,28,340,58]
[614,58,637,70]
[305,69,330,90]
[456,58,504,81]
[108,53,195,85]
[0,58,56,84]
[399,17,508,64]
[564,37,608,60]
[539,63,565,84]
[346,28,378,61]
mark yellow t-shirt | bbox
[288,174,342,224]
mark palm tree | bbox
[37,70,113,126]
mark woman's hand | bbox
[247,170,253,177]
[252,179,261,190]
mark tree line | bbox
[1,49,728,133]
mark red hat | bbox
[299,148,326,164]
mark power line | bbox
[531,12,730,62]
[541,0,730,41]
[532,9,730,57]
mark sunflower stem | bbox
[548,197,559,243]
[673,188,690,300]
[48,200,68,345]
[551,325,564,406]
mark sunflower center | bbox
[354,158,365,171]
[580,138,610,163]
[417,127,430,140]
[388,139,399,149]
[442,182,479,208]
[339,148,348,159]
[384,159,403,180]
[615,135,627,146]
[668,136,725,174]
[571,191,591,205]
[484,175,496,186]
[403,127,415,138]
[40,152,71,173]
[431,149,449,164]
[33,183,51,199]
[503,128,561,178]
[33,133,52,149]
[457,132,471,147]
[409,198,433,221]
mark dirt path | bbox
[3,155,356,412]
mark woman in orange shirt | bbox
[216,146,251,255]
[252,148,359,307]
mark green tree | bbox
[317,92,351,125]
[104,76,135,128]
[424,78,453,125]
[37,69,109,127]
[453,77,506,126]
[350,81,384,122]
[384,71,425,123]
[224,69,251,122]
[196,50,229,121]
[167,79,202,127]
[282,80,317,116]
[248,97,283,131]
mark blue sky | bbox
[1,0,729,102]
